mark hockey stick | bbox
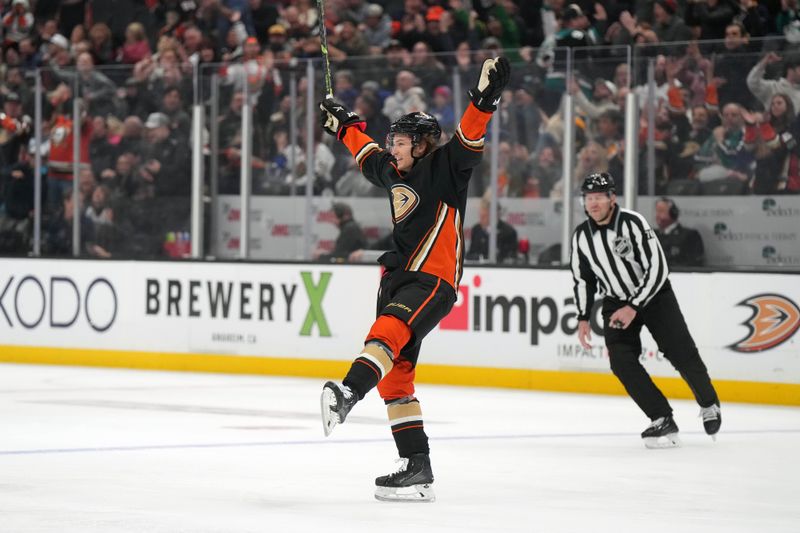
[316,0,333,97]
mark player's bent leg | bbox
[321,342,393,436]
[321,316,412,436]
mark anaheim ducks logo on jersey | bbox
[729,294,800,352]
[391,184,419,222]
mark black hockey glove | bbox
[319,97,366,140]
[468,57,511,113]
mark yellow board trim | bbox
[1,345,798,406]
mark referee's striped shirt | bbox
[570,204,669,320]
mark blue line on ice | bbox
[1,428,798,456]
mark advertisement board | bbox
[1,259,798,402]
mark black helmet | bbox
[388,112,442,145]
[581,172,616,194]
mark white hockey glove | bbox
[319,97,366,140]
[468,56,511,112]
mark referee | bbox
[570,172,721,448]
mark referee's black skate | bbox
[374,453,435,502]
[700,403,722,440]
[641,415,681,449]
[320,381,357,436]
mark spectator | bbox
[45,33,73,68]
[334,153,384,197]
[361,3,391,53]
[421,5,455,53]
[160,86,191,140]
[505,85,543,152]
[338,0,369,24]
[429,85,455,134]
[527,145,562,198]
[2,0,34,45]
[596,109,625,178]
[334,16,370,60]
[370,39,410,92]
[747,52,800,113]
[571,77,620,134]
[288,127,335,194]
[44,187,96,256]
[653,0,692,46]
[0,144,33,253]
[0,91,31,169]
[265,23,290,56]
[116,116,145,156]
[333,70,359,110]
[140,111,190,198]
[85,183,113,227]
[69,23,86,49]
[4,66,32,112]
[315,202,366,262]
[55,52,118,117]
[744,94,797,194]
[280,5,313,41]
[382,70,426,122]
[354,93,390,145]
[46,83,92,211]
[17,36,41,70]
[88,23,114,65]
[654,197,705,267]
[409,41,448,95]
[571,141,609,193]
[685,0,737,42]
[246,0,280,46]
[118,22,152,65]
[466,197,518,263]
[697,102,752,188]
[505,143,534,198]
[713,22,758,109]
[88,115,118,179]
[78,166,96,208]
[673,104,714,179]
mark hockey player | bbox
[318,57,511,501]
[570,172,722,448]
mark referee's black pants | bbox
[602,282,719,421]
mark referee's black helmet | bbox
[581,172,616,194]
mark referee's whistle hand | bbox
[578,320,592,350]
[609,306,637,330]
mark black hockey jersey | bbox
[341,103,493,289]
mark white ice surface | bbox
[1,363,798,533]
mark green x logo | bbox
[299,272,331,337]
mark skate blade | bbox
[643,433,681,449]
[320,384,340,437]
[374,484,436,503]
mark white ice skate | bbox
[374,455,436,503]
[320,381,356,437]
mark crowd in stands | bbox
[0,0,799,257]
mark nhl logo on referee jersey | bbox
[612,235,633,257]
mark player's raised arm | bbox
[447,56,511,172]
[319,96,392,188]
